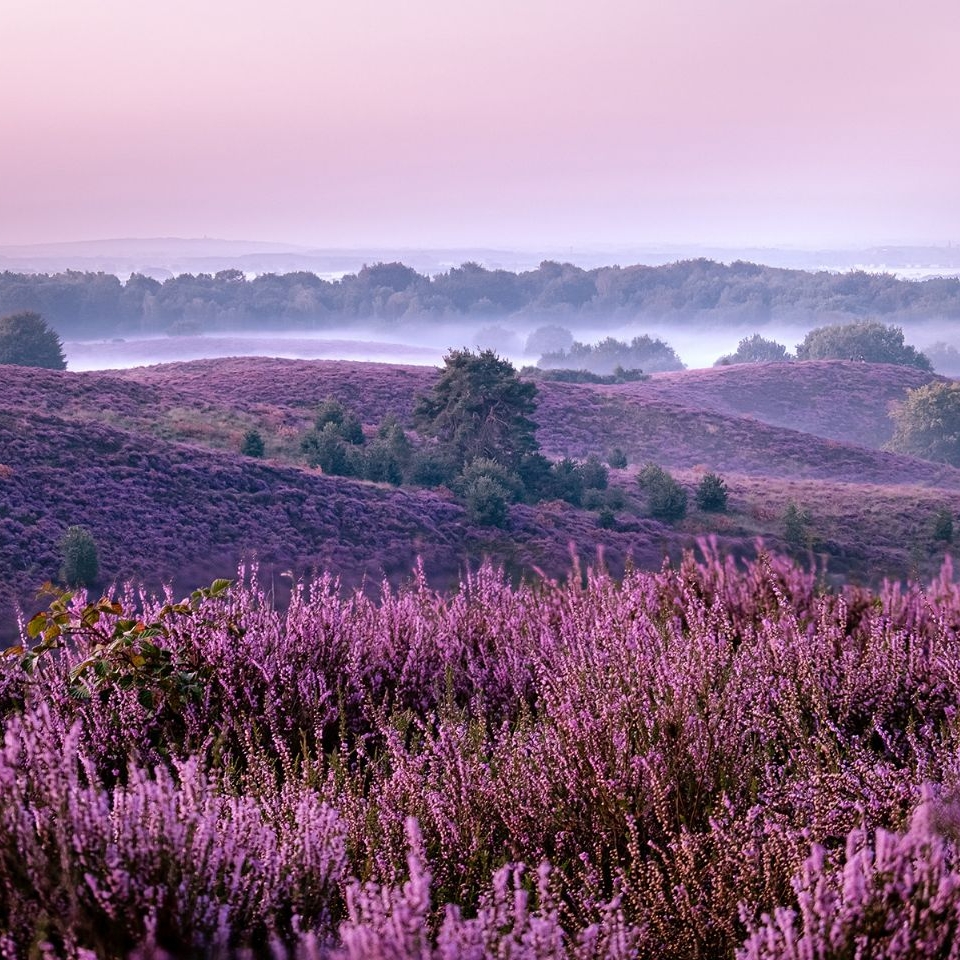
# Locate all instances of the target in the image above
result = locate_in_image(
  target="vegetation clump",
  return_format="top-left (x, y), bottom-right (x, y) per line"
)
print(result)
top-left (695, 472), bottom-right (729, 512)
top-left (933, 507), bottom-right (954, 543)
top-left (539, 335), bottom-right (685, 375)
top-left (59, 525), bottom-right (99, 588)
top-left (783, 501), bottom-right (813, 547)
top-left (715, 333), bottom-right (792, 366)
top-left (239, 428), bottom-right (265, 458)
top-left (637, 464), bottom-right (688, 520)
top-left (796, 320), bottom-right (931, 369)
top-left (888, 380), bottom-right (960, 465)
top-left (0, 311), bottom-right (67, 369)
top-left (607, 447), bottom-right (628, 469)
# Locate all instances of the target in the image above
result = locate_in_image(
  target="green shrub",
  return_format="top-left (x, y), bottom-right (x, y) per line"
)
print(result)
top-left (0, 311), bottom-right (67, 369)
top-left (313, 397), bottom-right (365, 444)
top-left (406, 448), bottom-right (458, 488)
top-left (456, 458), bottom-right (523, 502)
top-left (362, 442), bottom-right (404, 485)
top-left (240, 429), bottom-right (265, 458)
top-left (933, 508), bottom-right (954, 543)
top-left (783, 502), bottom-right (813, 547)
top-left (608, 448), bottom-right (628, 469)
top-left (695, 473), bottom-right (729, 512)
top-left (463, 476), bottom-right (510, 527)
top-left (638, 464), bottom-right (688, 521)
top-left (549, 458), bottom-right (584, 506)
top-left (59, 525), bottom-right (100, 588)
top-left (578, 454), bottom-right (609, 491)
top-left (596, 507), bottom-right (617, 529)
top-left (301, 423), bottom-right (362, 476)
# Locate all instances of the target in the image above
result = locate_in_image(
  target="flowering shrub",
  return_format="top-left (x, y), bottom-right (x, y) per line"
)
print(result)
top-left (2, 549), bottom-right (960, 956)
top-left (738, 791), bottom-right (960, 959)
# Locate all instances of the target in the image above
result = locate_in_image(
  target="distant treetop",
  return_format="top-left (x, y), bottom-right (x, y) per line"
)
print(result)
top-left (2, 259), bottom-right (959, 339)
top-left (413, 349), bottom-right (539, 471)
top-left (795, 321), bottom-right (931, 370)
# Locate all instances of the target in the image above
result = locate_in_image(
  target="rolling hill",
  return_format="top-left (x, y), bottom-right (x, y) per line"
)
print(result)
top-left (1, 356), bottom-right (956, 639)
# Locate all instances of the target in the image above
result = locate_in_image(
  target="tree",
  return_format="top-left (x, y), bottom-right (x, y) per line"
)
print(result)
top-left (525, 325), bottom-right (574, 357)
top-left (413, 349), bottom-right (540, 471)
top-left (795, 321), bottom-right (931, 370)
top-left (933, 507), bottom-right (954, 543)
top-left (59, 526), bottom-right (99, 588)
top-left (0, 311), bottom-right (67, 369)
top-left (539, 335), bottom-right (685, 375)
top-left (240, 429), bottom-right (265, 458)
top-left (301, 423), bottom-right (361, 476)
top-left (637, 464), bottom-right (687, 521)
top-left (888, 381), bottom-right (960, 465)
top-left (695, 473), bottom-right (729, 512)
top-left (783, 502), bottom-right (813, 547)
top-left (715, 334), bottom-right (792, 366)
top-left (607, 448), bottom-right (628, 469)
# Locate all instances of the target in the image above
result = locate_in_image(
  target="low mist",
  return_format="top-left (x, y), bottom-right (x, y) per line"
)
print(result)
top-left (61, 316), bottom-right (932, 376)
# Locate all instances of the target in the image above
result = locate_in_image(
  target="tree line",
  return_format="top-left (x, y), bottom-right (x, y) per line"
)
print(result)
top-left (3, 258), bottom-right (960, 338)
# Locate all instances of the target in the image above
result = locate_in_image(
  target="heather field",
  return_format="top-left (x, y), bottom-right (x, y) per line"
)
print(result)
top-left (3, 550), bottom-right (960, 957)
top-left (3, 356), bottom-right (960, 956)
top-left (2, 356), bottom-right (959, 639)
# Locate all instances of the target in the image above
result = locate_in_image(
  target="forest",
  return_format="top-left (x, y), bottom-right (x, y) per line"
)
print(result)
top-left (3, 258), bottom-right (960, 339)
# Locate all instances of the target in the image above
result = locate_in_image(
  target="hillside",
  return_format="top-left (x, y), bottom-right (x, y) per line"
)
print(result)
top-left (1, 357), bottom-right (957, 636)
top-left (604, 360), bottom-right (940, 448)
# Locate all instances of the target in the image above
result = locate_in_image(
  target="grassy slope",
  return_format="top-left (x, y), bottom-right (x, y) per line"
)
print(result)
top-left (1, 357), bottom-right (955, 634)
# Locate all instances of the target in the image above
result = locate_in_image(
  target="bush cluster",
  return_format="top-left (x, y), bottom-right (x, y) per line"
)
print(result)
top-left (299, 353), bottom-right (621, 527)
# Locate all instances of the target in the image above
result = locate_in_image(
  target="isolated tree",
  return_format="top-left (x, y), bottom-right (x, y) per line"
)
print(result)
top-left (240, 429), bottom-right (265, 458)
top-left (413, 349), bottom-right (539, 471)
top-left (637, 464), bottom-right (688, 521)
top-left (782, 502), bottom-right (813, 547)
top-left (715, 334), bottom-right (792, 366)
top-left (888, 381), bottom-right (960, 465)
top-left (0, 311), bottom-right (66, 369)
top-left (796, 321), bottom-right (931, 370)
top-left (607, 447), bottom-right (628, 469)
top-left (59, 526), bottom-right (99, 588)
top-left (695, 472), bottom-right (729, 512)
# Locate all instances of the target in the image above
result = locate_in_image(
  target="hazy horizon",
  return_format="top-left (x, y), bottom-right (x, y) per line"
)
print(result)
top-left (2, 0), bottom-right (957, 251)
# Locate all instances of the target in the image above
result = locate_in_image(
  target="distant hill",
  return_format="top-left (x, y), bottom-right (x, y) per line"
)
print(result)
top-left (1, 357), bottom-right (958, 640)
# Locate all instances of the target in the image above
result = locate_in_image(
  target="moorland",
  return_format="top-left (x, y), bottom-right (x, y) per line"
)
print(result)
top-left (2, 352), bottom-right (958, 642)
top-left (5, 336), bottom-right (960, 956)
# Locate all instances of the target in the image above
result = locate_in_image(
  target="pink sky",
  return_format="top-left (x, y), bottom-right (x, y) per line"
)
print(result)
top-left (0, 0), bottom-right (957, 248)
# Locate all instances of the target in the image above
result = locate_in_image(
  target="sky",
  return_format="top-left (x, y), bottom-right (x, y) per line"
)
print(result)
top-left (0, 0), bottom-right (958, 250)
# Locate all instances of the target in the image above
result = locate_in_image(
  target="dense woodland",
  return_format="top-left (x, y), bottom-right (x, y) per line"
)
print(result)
top-left (3, 259), bottom-right (960, 338)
